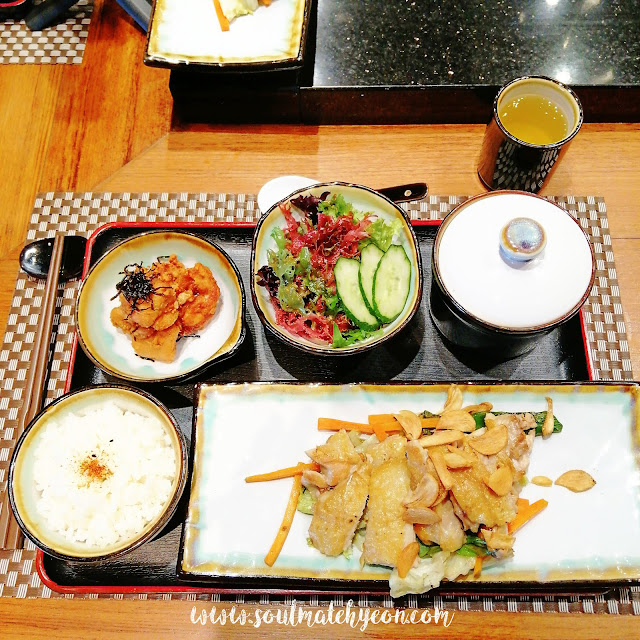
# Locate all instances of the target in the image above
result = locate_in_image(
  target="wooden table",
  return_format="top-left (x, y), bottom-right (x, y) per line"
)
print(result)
top-left (1, 2), bottom-right (639, 638)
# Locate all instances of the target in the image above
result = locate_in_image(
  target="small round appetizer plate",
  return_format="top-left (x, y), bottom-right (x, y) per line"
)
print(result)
top-left (9, 385), bottom-right (188, 562)
top-left (251, 182), bottom-right (423, 355)
top-left (76, 230), bottom-right (245, 383)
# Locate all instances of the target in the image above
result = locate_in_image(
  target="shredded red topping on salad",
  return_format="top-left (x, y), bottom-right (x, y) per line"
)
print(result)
top-left (272, 307), bottom-right (350, 344)
top-left (280, 201), bottom-right (372, 291)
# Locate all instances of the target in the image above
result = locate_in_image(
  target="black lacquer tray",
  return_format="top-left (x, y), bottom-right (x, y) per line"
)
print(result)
top-left (38, 221), bottom-right (591, 594)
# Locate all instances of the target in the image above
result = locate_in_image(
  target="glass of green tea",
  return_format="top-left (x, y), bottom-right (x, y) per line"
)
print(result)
top-left (477, 76), bottom-right (583, 193)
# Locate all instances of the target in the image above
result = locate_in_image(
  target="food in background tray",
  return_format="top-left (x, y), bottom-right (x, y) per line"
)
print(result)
top-left (213, 0), bottom-right (271, 31)
top-left (247, 385), bottom-right (562, 596)
top-left (110, 254), bottom-right (220, 362)
top-left (256, 192), bottom-right (412, 348)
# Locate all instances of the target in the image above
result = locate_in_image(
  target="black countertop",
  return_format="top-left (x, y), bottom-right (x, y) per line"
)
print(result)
top-left (313, 0), bottom-right (638, 87)
top-left (170, 0), bottom-right (640, 124)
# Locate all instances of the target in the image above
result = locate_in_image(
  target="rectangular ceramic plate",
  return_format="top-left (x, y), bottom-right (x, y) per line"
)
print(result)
top-left (38, 222), bottom-right (592, 594)
top-left (179, 382), bottom-right (640, 593)
top-left (145, 0), bottom-right (311, 70)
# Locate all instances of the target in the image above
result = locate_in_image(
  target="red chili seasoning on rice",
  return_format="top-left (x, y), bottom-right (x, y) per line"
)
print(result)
top-left (79, 454), bottom-right (112, 485)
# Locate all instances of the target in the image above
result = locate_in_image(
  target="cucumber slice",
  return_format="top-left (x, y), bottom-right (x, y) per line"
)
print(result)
top-left (334, 257), bottom-right (380, 330)
top-left (372, 244), bottom-right (412, 323)
top-left (358, 243), bottom-right (385, 316)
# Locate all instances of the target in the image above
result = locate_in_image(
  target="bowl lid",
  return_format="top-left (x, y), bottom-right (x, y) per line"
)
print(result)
top-left (434, 192), bottom-right (595, 331)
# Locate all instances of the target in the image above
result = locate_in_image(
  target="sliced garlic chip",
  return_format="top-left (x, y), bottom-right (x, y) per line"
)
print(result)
top-left (394, 410), bottom-right (423, 440)
top-left (442, 384), bottom-right (463, 413)
top-left (468, 424), bottom-right (508, 456)
top-left (437, 410), bottom-right (476, 433)
top-left (555, 470), bottom-right (596, 493)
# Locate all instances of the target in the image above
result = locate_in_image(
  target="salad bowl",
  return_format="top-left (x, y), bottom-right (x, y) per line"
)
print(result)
top-left (250, 182), bottom-right (423, 355)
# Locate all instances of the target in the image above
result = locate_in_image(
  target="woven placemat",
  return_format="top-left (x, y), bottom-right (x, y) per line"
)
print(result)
top-left (0, 0), bottom-right (92, 65)
top-left (0, 192), bottom-right (637, 615)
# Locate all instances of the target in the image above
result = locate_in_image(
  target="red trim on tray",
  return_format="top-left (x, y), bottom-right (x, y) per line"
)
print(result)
top-left (579, 308), bottom-right (595, 381)
top-left (36, 549), bottom-right (388, 596)
top-left (0, 1), bottom-right (28, 7)
top-left (36, 549), bottom-right (204, 594)
top-left (64, 337), bottom-right (79, 394)
top-left (410, 219), bottom-right (442, 226)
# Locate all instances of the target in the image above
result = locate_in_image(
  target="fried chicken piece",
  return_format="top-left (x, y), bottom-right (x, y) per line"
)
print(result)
top-left (361, 457), bottom-right (413, 568)
top-left (305, 430), bottom-right (363, 488)
top-left (447, 413), bottom-right (535, 528)
top-left (308, 461), bottom-right (371, 556)
top-left (111, 287), bottom-right (179, 332)
top-left (448, 455), bottom-right (518, 528)
top-left (129, 323), bottom-right (181, 362)
top-left (413, 499), bottom-right (466, 552)
top-left (367, 434), bottom-right (406, 467)
top-left (179, 262), bottom-right (221, 335)
top-left (110, 255), bottom-right (220, 362)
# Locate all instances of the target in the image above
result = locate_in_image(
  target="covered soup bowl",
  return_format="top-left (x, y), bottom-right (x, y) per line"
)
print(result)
top-left (429, 191), bottom-right (595, 358)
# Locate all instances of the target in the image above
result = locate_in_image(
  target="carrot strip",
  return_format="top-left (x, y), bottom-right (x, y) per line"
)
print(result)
top-left (368, 414), bottom-right (439, 430)
top-left (368, 413), bottom-right (395, 424)
top-left (380, 424), bottom-right (404, 432)
top-left (516, 498), bottom-right (530, 510)
top-left (372, 421), bottom-right (404, 432)
top-left (245, 462), bottom-right (319, 483)
top-left (473, 555), bottom-right (484, 578)
top-left (396, 541), bottom-right (420, 579)
top-left (372, 422), bottom-right (388, 442)
top-left (369, 420), bottom-right (402, 430)
top-left (508, 498), bottom-right (548, 534)
top-left (318, 418), bottom-right (375, 433)
top-left (264, 474), bottom-right (302, 566)
top-left (212, 0), bottom-right (230, 31)
top-left (319, 416), bottom-right (437, 435)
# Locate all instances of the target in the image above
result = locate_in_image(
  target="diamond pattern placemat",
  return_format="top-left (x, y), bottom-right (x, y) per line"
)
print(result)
top-left (0, 0), bottom-right (92, 65)
top-left (0, 192), bottom-right (636, 615)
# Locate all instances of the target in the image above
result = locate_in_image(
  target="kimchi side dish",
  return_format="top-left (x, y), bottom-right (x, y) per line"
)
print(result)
top-left (110, 255), bottom-right (220, 362)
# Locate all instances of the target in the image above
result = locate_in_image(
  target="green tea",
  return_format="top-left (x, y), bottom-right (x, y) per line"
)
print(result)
top-left (499, 94), bottom-right (569, 145)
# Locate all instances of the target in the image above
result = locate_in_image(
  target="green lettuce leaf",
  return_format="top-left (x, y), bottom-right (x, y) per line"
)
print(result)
top-left (366, 218), bottom-right (402, 252)
top-left (297, 487), bottom-right (316, 515)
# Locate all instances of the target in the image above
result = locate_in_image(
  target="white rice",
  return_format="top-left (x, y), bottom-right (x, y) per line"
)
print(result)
top-left (33, 403), bottom-right (177, 550)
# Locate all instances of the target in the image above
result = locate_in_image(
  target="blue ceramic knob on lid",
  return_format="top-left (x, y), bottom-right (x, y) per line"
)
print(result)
top-left (500, 217), bottom-right (546, 262)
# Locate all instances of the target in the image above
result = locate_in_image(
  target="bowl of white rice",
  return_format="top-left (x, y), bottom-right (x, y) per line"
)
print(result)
top-left (9, 385), bottom-right (188, 561)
